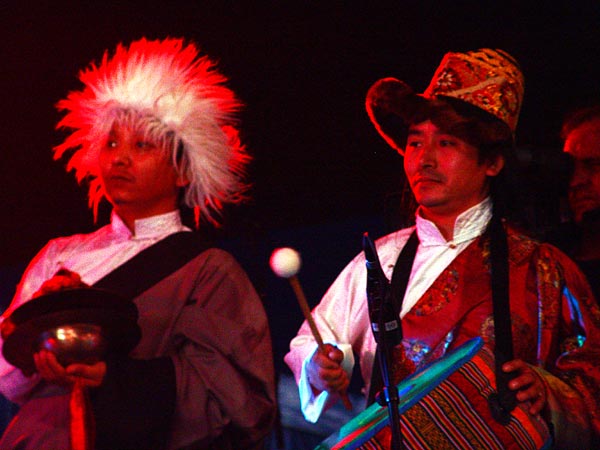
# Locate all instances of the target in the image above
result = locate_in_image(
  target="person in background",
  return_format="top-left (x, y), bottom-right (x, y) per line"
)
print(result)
top-left (0, 37), bottom-right (276, 450)
top-left (560, 104), bottom-right (600, 303)
top-left (285, 48), bottom-right (600, 448)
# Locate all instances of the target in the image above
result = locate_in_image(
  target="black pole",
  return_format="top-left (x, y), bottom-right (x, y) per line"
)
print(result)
top-left (363, 232), bottom-right (403, 449)
top-left (376, 318), bottom-right (403, 450)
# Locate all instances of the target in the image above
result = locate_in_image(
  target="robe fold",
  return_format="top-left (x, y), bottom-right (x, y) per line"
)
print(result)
top-left (0, 247), bottom-right (277, 450)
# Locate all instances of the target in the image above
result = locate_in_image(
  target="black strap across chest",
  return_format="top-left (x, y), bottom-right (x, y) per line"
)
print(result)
top-left (367, 224), bottom-right (516, 422)
top-left (389, 232), bottom-right (420, 316)
top-left (93, 231), bottom-right (212, 299)
top-left (367, 230), bottom-right (418, 404)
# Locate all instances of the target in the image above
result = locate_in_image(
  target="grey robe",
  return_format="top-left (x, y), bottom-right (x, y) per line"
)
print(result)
top-left (0, 248), bottom-right (276, 450)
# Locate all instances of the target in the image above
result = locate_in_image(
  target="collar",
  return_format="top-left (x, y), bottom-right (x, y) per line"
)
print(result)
top-left (110, 210), bottom-right (188, 240)
top-left (416, 197), bottom-right (492, 247)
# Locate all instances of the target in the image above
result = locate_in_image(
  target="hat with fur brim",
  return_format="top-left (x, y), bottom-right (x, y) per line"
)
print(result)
top-left (366, 48), bottom-right (525, 155)
top-left (1, 287), bottom-right (141, 375)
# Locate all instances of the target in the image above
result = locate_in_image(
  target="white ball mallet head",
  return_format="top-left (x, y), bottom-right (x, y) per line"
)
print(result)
top-left (269, 247), bottom-right (302, 278)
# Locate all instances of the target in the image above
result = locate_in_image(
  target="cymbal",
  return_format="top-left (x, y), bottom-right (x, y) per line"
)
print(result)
top-left (2, 287), bottom-right (141, 374)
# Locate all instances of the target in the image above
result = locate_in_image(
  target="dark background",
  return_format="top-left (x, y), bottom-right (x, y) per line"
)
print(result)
top-left (0, 1), bottom-right (599, 442)
top-left (1, 1), bottom-right (600, 371)
top-left (2, 1), bottom-right (600, 267)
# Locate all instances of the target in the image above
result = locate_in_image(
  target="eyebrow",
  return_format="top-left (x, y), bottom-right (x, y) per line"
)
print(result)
top-left (407, 128), bottom-right (425, 137)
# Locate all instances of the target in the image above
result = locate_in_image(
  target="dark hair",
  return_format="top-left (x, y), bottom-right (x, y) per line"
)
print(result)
top-left (406, 96), bottom-right (515, 163)
top-left (560, 104), bottom-right (600, 140)
top-left (393, 97), bottom-right (525, 228)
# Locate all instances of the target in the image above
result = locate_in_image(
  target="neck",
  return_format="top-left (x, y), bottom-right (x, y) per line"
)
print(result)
top-left (114, 205), bottom-right (178, 233)
top-left (418, 196), bottom-right (491, 241)
top-left (419, 209), bottom-right (457, 241)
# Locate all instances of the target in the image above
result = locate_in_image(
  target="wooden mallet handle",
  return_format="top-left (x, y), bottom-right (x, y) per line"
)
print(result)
top-left (288, 275), bottom-right (352, 410)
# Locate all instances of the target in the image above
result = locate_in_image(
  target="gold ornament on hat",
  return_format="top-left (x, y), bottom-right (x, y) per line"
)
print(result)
top-left (424, 48), bottom-right (524, 133)
top-left (366, 48), bottom-right (525, 155)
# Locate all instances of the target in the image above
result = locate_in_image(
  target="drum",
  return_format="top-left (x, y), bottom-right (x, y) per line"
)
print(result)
top-left (316, 337), bottom-right (552, 450)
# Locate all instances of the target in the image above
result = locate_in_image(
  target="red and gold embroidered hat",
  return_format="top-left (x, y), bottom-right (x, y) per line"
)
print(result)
top-left (366, 48), bottom-right (525, 155)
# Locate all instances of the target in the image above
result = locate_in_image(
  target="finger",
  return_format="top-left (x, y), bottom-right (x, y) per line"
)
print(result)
top-left (529, 390), bottom-right (546, 415)
top-left (35, 351), bottom-right (54, 377)
top-left (66, 362), bottom-right (105, 381)
top-left (317, 364), bottom-right (350, 390)
top-left (515, 383), bottom-right (538, 402)
top-left (313, 351), bottom-right (343, 370)
top-left (326, 348), bottom-right (345, 364)
top-left (327, 379), bottom-right (349, 394)
top-left (509, 373), bottom-right (535, 391)
top-left (319, 369), bottom-right (348, 390)
top-left (502, 359), bottom-right (527, 374)
top-left (326, 376), bottom-right (349, 392)
top-left (529, 396), bottom-right (543, 415)
top-left (42, 351), bottom-right (66, 377)
top-left (65, 364), bottom-right (92, 378)
top-left (35, 351), bottom-right (63, 382)
top-left (317, 344), bottom-right (344, 364)
top-left (33, 353), bottom-right (45, 376)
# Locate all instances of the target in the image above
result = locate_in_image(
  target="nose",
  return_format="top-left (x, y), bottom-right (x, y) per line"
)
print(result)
top-left (417, 142), bottom-right (437, 168)
top-left (110, 143), bottom-right (133, 166)
top-left (570, 161), bottom-right (590, 188)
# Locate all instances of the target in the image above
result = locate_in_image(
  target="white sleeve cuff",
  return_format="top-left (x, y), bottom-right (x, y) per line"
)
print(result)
top-left (297, 342), bottom-right (354, 423)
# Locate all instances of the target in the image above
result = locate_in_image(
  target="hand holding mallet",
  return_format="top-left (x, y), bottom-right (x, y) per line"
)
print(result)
top-left (270, 247), bottom-right (352, 410)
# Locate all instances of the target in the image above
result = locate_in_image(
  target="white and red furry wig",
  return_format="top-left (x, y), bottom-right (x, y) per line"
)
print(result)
top-left (54, 37), bottom-right (249, 226)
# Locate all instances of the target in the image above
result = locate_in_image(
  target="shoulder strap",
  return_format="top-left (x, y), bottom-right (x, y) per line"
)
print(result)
top-left (487, 216), bottom-right (517, 423)
top-left (93, 231), bottom-right (212, 299)
top-left (368, 225), bottom-right (516, 421)
top-left (390, 231), bottom-right (419, 315)
top-left (368, 230), bottom-right (418, 404)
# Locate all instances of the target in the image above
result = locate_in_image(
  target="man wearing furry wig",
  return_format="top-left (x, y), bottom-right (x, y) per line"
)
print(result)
top-left (0, 38), bottom-right (276, 449)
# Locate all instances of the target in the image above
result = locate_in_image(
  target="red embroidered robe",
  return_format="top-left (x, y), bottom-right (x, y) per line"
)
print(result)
top-left (366, 227), bottom-right (600, 448)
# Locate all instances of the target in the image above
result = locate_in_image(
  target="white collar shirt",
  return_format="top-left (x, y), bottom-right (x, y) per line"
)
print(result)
top-left (0, 210), bottom-right (190, 403)
top-left (9, 210), bottom-right (190, 311)
top-left (401, 197), bottom-right (493, 317)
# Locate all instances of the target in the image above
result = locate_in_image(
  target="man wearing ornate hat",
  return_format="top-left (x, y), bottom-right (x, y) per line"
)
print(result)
top-left (285, 48), bottom-right (600, 448)
top-left (0, 38), bottom-right (276, 449)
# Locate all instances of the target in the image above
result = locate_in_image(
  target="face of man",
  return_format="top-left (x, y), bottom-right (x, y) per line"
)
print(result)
top-left (563, 118), bottom-right (600, 224)
top-left (404, 120), bottom-right (503, 224)
top-left (99, 122), bottom-right (185, 221)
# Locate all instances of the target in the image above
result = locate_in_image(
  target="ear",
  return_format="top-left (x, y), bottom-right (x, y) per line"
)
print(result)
top-left (176, 172), bottom-right (190, 188)
top-left (485, 154), bottom-right (505, 176)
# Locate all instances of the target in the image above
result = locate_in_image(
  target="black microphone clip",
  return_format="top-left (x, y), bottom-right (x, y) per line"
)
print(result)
top-left (363, 233), bottom-right (402, 346)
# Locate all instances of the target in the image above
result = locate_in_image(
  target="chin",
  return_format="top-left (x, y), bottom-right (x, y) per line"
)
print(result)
top-left (415, 195), bottom-right (445, 208)
top-left (108, 197), bottom-right (137, 209)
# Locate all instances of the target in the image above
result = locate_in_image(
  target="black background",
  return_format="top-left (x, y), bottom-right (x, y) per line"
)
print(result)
top-left (2, 1), bottom-right (599, 268)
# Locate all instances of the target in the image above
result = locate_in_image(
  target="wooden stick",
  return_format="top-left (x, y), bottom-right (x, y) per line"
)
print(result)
top-left (288, 275), bottom-right (352, 410)
top-left (288, 276), bottom-right (325, 349)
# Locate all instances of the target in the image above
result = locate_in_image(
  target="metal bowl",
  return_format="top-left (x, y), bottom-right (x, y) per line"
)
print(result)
top-left (36, 323), bottom-right (107, 367)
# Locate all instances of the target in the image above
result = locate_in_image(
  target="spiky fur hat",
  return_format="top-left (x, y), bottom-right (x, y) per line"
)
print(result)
top-left (54, 37), bottom-right (249, 226)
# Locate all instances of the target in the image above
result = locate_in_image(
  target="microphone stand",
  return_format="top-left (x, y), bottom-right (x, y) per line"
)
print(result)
top-left (376, 302), bottom-right (403, 450)
top-left (364, 233), bottom-right (403, 450)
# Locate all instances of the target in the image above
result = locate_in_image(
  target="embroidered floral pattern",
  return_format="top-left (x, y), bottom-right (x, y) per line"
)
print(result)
top-left (433, 68), bottom-right (461, 91)
top-left (365, 227), bottom-right (600, 445)
top-left (424, 49), bottom-right (525, 132)
top-left (413, 269), bottom-right (459, 316)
